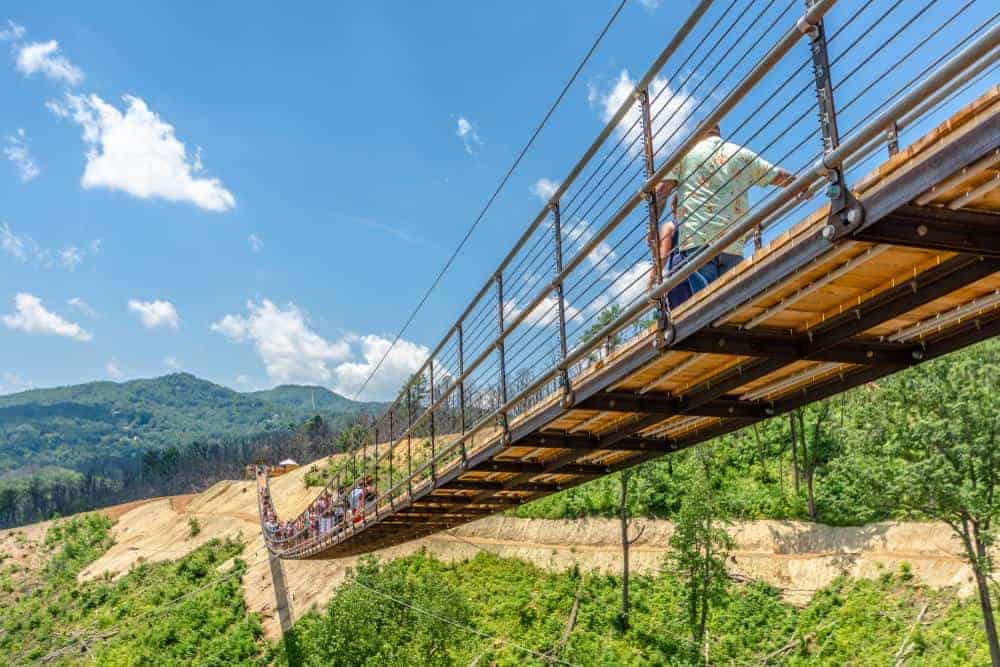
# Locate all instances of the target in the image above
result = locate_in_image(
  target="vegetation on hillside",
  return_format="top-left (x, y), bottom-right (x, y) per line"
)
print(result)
top-left (0, 373), bottom-right (381, 527)
top-left (271, 549), bottom-right (998, 666)
top-left (0, 514), bottom-right (265, 665)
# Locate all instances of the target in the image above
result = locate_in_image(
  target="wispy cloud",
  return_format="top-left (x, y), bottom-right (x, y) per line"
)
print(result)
top-left (2, 22), bottom-right (83, 86)
top-left (4, 129), bottom-right (40, 182)
top-left (248, 233), bottom-right (263, 252)
top-left (0, 371), bottom-right (33, 396)
top-left (352, 216), bottom-right (439, 251)
top-left (456, 116), bottom-right (482, 155)
top-left (66, 296), bottom-right (96, 317)
top-left (106, 358), bottom-right (123, 380)
top-left (0, 221), bottom-right (99, 270)
top-left (530, 177), bottom-right (559, 202)
top-left (16, 40), bottom-right (83, 85)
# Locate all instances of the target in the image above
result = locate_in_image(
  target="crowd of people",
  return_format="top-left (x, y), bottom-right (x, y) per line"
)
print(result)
top-left (257, 465), bottom-right (378, 549)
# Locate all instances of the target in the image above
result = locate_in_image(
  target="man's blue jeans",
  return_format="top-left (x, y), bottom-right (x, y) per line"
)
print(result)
top-left (665, 245), bottom-right (742, 310)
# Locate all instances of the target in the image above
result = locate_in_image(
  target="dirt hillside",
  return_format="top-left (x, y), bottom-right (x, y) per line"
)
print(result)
top-left (1, 456), bottom-right (988, 641)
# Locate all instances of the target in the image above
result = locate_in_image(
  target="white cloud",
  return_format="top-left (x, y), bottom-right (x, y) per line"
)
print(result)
top-left (638, 0), bottom-right (662, 9)
top-left (15, 39), bottom-right (83, 86)
top-left (51, 93), bottom-right (235, 212)
top-left (248, 233), bottom-right (263, 252)
top-left (0, 372), bottom-right (33, 395)
top-left (4, 129), bottom-right (39, 182)
top-left (106, 358), bottom-right (123, 380)
top-left (590, 68), bottom-right (697, 158)
top-left (2, 292), bottom-right (91, 341)
top-left (332, 334), bottom-right (428, 400)
top-left (128, 298), bottom-right (180, 330)
top-left (456, 116), bottom-right (482, 155)
top-left (164, 356), bottom-right (181, 370)
top-left (66, 296), bottom-right (96, 317)
top-left (211, 299), bottom-right (352, 385)
top-left (211, 299), bottom-right (428, 399)
top-left (530, 177), bottom-right (559, 202)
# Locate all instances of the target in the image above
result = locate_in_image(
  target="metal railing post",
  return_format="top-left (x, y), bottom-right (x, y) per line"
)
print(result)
top-left (388, 410), bottom-right (394, 507)
top-left (885, 121), bottom-right (900, 156)
top-left (804, 0), bottom-right (864, 238)
top-left (373, 422), bottom-right (379, 517)
top-left (551, 202), bottom-right (572, 407)
top-left (637, 87), bottom-right (672, 345)
top-left (406, 385), bottom-right (413, 497)
top-left (457, 323), bottom-right (467, 463)
top-left (495, 272), bottom-right (510, 441)
top-left (429, 361), bottom-right (436, 482)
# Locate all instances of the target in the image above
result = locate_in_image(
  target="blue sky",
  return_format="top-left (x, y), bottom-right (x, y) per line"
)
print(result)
top-left (0, 1), bottom-right (994, 399)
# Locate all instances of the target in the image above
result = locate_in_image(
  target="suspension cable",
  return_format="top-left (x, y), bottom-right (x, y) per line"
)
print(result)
top-left (349, 0), bottom-right (629, 401)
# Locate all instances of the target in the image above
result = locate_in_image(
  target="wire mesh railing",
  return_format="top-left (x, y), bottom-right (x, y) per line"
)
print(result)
top-left (259, 0), bottom-right (1000, 558)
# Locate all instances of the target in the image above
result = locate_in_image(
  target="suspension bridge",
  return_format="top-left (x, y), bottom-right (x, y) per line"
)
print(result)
top-left (258, 0), bottom-right (1000, 560)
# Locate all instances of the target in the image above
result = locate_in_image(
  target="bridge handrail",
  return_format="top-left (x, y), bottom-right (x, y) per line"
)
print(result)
top-left (258, 1), bottom-right (1000, 558)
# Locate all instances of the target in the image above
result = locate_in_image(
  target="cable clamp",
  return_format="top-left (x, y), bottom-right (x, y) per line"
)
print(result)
top-left (796, 15), bottom-right (820, 39)
top-left (652, 296), bottom-right (675, 351)
top-left (558, 369), bottom-right (574, 408)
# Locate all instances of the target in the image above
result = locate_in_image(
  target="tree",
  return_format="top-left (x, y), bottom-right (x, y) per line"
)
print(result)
top-left (580, 304), bottom-right (624, 362)
top-left (666, 459), bottom-right (733, 653)
top-left (788, 403), bottom-right (834, 521)
top-left (616, 469), bottom-right (645, 631)
top-left (846, 339), bottom-right (999, 664)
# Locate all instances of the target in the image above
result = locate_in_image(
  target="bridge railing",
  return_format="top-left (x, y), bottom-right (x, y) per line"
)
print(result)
top-left (261, 0), bottom-right (1000, 558)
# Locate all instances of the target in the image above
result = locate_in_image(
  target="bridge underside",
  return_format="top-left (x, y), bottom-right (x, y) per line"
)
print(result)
top-left (291, 90), bottom-right (1000, 560)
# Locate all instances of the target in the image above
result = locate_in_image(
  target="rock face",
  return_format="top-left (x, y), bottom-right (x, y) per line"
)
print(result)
top-left (0, 454), bottom-right (985, 641)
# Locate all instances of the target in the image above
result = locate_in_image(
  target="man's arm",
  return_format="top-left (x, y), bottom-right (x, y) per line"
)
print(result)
top-left (655, 179), bottom-right (677, 214)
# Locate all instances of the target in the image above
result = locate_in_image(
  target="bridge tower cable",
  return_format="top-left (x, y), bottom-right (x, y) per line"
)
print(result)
top-left (348, 0), bottom-right (629, 402)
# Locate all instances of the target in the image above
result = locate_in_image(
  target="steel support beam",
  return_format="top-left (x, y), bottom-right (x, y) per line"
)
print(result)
top-left (517, 432), bottom-right (677, 453)
top-left (580, 392), bottom-right (767, 419)
top-left (854, 205), bottom-right (1000, 258)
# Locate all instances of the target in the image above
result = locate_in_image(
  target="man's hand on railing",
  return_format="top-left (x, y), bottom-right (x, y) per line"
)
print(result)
top-left (771, 168), bottom-right (794, 187)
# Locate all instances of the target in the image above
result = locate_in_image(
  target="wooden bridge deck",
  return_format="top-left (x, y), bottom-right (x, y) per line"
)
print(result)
top-left (269, 88), bottom-right (1000, 560)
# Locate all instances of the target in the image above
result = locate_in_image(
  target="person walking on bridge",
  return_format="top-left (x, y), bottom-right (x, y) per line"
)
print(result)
top-left (654, 124), bottom-right (793, 308)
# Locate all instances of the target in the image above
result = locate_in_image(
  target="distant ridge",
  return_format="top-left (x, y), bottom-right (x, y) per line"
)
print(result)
top-left (0, 372), bottom-right (382, 476)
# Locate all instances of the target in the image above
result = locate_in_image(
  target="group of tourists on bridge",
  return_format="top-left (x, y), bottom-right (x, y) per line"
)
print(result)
top-left (257, 465), bottom-right (378, 549)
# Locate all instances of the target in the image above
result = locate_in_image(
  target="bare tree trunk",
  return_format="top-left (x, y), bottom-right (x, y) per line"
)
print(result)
top-left (789, 412), bottom-right (801, 496)
top-left (752, 423), bottom-right (768, 480)
top-left (972, 524), bottom-right (1000, 666)
top-left (619, 471), bottom-right (630, 630)
top-left (973, 565), bottom-right (1000, 666)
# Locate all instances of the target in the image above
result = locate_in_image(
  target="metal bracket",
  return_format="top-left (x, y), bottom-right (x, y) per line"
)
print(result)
top-left (558, 368), bottom-right (574, 408)
top-left (652, 296), bottom-right (675, 350)
top-left (805, 7), bottom-right (865, 240)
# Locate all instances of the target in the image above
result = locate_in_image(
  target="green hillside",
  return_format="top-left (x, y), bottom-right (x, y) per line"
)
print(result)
top-left (0, 373), bottom-right (381, 527)
top-left (0, 373), bottom-right (378, 475)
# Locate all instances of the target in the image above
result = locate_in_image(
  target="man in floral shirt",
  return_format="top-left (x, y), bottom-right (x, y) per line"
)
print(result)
top-left (654, 124), bottom-right (792, 308)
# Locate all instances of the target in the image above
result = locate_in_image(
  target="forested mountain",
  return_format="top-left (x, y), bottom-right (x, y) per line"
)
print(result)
top-left (0, 373), bottom-right (382, 527)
